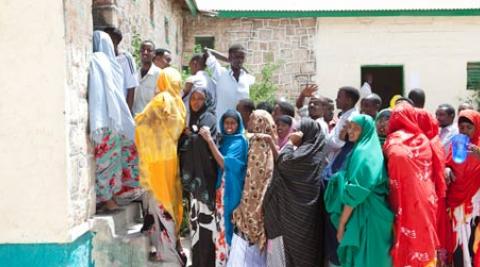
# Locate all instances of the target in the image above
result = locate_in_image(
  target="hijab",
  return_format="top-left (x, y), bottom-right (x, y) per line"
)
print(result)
top-left (276, 115), bottom-right (293, 149)
top-left (179, 88), bottom-right (218, 209)
top-left (134, 68), bottom-right (186, 234)
top-left (264, 118), bottom-right (327, 266)
top-left (375, 108), bottom-right (391, 146)
top-left (218, 110), bottom-right (249, 245)
top-left (233, 110), bottom-right (277, 249)
top-left (325, 115), bottom-right (388, 221)
top-left (88, 31), bottom-right (135, 141)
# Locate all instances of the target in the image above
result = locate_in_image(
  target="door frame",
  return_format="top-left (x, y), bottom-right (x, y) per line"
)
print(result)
top-left (360, 64), bottom-right (405, 96)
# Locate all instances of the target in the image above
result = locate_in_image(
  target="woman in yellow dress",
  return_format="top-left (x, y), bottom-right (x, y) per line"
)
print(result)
top-left (135, 69), bottom-right (186, 264)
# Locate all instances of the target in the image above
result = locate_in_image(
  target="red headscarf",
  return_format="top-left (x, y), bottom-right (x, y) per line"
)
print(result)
top-left (385, 104), bottom-right (439, 267)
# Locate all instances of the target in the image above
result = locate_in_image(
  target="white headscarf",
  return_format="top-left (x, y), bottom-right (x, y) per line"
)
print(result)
top-left (88, 31), bottom-right (135, 141)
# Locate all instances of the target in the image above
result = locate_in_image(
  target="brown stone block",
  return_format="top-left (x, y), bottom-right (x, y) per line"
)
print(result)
top-left (269, 42), bottom-right (279, 50)
top-left (92, 5), bottom-right (118, 28)
top-left (259, 29), bottom-right (273, 39)
top-left (93, 0), bottom-right (115, 7)
top-left (273, 29), bottom-right (286, 40)
top-left (280, 49), bottom-right (293, 59)
top-left (300, 62), bottom-right (316, 73)
top-left (263, 52), bottom-right (274, 62)
top-left (268, 19), bottom-right (281, 27)
top-left (260, 42), bottom-right (268, 51)
top-left (301, 18), bottom-right (316, 27)
top-left (296, 28), bottom-right (307, 35)
top-left (286, 26), bottom-right (295, 36)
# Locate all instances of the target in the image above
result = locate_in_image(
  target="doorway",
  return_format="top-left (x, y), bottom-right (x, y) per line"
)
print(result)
top-left (361, 65), bottom-right (404, 109)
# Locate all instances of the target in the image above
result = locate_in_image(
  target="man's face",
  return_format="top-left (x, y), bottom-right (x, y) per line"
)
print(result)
top-left (189, 59), bottom-right (200, 74)
top-left (236, 103), bottom-right (252, 129)
top-left (153, 52), bottom-right (171, 69)
top-left (323, 102), bottom-right (335, 122)
top-left (107, 34), bottom-right (121, 53)
top-left (360, 99), bottom-right (378, 118)
top-left (229, 50), bottom-right (246, 70)
top-left (140, 43), bottom-right (155, 64)
top-left (436, 108), bottom-right (454, 128)
top-left (336, 90), bottom-right (348, 111)
top-left (308, 98), bottom-right (324, 120)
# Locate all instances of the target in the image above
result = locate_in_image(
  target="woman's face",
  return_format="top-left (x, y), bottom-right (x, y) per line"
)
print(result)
top-left (459, 121), bottom-right (475, 139)
top-left (276, 121), bottom-right (290, 138)
top-left (190, 91), bottom-right (205, 112)
top-left (347, 121), bottom-right (362, 142)
top-left (376, 117), bottom-right (390, 137)
top-left (223, 117), bottom-right (239, 135)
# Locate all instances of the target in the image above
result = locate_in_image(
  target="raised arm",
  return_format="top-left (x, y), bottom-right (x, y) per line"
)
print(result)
top-left (204, 48), bottom-right (227, 82)
top-left (199, 126), bottom-right (224, 169)
top-left (296, 84), bottom-right (318, 109)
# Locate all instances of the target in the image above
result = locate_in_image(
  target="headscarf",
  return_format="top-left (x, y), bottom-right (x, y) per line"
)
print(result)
top-left (218, 110), bottom-right (249, 245)
top-left (179, 88), bottom-right (218, 209)
top-left (161, 66), bottom-right (183, 95)
top-left (88, 31), bottom-right (135, 142)
top-left (416, 109), bottom-right (449, 256)
top-left (134, 69), bottom-right (186, 234)
top-left (233, 110), bottom-right (277, 250)
top-left (188, 88), bottom-right (215, 127)
top-left (276, 115), bottom-right (294, 149)
top-left (324, 114), bottom-right (393, 267)
top-left (264, 118), bottom-right (327, 266)
top-left (375, 108), bottom-right (391, 146)
top-left (384, 104), bottom-right (439, 267)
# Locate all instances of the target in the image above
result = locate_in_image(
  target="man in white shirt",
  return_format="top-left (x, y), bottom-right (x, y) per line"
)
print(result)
top-left (183, 54), bottom-right (216, 115)
top-left (103, 27), bottom-right (139, 111)
top-left (436, 104), bottom-right (459, 152)
top-left (359, 73), bottom-right (373, 100)
top-left (132, 40), bottom-right (161, 115)
top-left (205, 44), bottom-right (255, 118)
top-left (326, 86), bottom-right (360, 159)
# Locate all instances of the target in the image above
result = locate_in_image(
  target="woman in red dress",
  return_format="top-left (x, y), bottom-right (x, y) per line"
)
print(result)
top-left (445, 110), bottom-right (480, 267)
top-left (384, 104), bottom-right (439, 267)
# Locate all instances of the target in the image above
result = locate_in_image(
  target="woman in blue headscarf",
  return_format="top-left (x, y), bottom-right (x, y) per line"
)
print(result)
top-left (199, 109), bottom-right (248, 266)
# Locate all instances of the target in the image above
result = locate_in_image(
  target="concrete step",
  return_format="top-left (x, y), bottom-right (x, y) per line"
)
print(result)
top-left (92, 202), bottom-right (142, 236)
top-left (90, 202), bottom-right (193, 267)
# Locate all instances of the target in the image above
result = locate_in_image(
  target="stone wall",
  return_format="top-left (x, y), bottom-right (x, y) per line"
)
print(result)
top-left (93, 0), bottom-right (186, 68)
top-left (183, 16), bottom-right (317, 101)
top-left (63, 0), bottom-right (96, 238)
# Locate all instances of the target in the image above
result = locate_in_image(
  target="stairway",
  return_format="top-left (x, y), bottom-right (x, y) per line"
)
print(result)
top-left (89, 203), bottom-right (192, 267)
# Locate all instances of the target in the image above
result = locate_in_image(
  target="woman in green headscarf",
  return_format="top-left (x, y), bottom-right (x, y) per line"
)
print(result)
top-left (375, 108), bottom-right (391, 147)
top-left (324, 114), bottom-right (393, 267)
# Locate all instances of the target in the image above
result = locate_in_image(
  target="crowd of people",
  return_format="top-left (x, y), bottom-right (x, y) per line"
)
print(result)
top-left (88, 27), bottom-right (480, 267)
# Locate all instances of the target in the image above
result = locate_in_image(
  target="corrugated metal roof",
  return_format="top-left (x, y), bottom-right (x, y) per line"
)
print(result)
top-left (195, 0), bottom-right (480, 12)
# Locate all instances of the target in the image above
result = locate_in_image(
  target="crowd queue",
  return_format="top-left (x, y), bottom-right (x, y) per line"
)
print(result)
top-left (88, 28), bottom-right (480, 267)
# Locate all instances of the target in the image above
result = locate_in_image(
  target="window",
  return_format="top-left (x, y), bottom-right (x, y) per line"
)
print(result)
top-left (467, 62), bottom-right (480, 90)
top-left (195, 36), bottom-right (215, 51)
top-left (164, 17), bottom-right (169, 44)
top-left (149, 0), bottom-right (155, 27)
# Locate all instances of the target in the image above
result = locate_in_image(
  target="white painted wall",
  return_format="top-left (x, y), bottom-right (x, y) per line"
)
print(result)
top-left (0, 0), bottom-right (71, 243)
top-left (314, 16), bottom-right (480, 111)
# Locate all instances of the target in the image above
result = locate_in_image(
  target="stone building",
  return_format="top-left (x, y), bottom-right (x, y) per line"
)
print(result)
top-left (183, 16), bottom-right (317, 100)
top-left (186, 0), bottom-right (480, 110)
